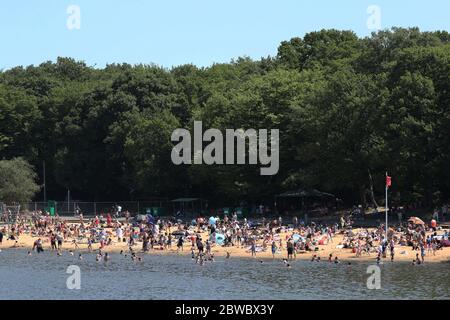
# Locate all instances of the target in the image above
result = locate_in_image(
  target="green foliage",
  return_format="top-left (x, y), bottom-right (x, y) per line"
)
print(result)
top-left (0, 158), bottom-right (40, 204)
top-left (0, 27), bottom-right (449, 206)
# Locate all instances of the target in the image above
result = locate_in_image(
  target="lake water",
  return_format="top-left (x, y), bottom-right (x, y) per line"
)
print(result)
top-left (0, 249), bottom-right (448, 300)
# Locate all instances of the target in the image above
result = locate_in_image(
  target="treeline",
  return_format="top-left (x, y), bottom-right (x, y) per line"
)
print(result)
top-left (1, 27), bottom-right (450, 208)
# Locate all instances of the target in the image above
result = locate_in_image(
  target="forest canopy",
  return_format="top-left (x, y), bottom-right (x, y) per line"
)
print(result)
top-left (1, 27), bottom-right (449, 208)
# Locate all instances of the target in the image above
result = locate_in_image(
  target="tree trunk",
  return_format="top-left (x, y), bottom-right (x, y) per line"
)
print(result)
top-left (368, 170), bottom-right (379, 208)
top-left (360, 185), bottom-right (367, 209)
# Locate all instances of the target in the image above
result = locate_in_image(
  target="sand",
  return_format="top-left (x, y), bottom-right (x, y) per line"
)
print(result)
top-left (1, 225), bottom-right (449, 263)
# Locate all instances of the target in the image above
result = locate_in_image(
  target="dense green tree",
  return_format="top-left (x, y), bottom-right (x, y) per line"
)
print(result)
top-left (0, 27), bottom-right (449, 208)
top-left (0, 158), bottom-right (40, 203)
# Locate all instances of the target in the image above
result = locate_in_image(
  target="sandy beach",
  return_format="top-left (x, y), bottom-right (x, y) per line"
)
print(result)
top-left (2, 224), bottom-right (449, 263)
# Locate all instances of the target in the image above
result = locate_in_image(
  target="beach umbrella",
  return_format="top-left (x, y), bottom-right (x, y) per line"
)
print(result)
top-left (408, 217), bottom-right (425, 225)
top-left (292, 234), bottom-right (302, 243)
top-left (215, 233), bottom-right (225, 245)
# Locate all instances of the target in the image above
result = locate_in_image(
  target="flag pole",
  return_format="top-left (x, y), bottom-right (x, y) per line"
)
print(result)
top-left (385, 172), bottom-right (388, 244)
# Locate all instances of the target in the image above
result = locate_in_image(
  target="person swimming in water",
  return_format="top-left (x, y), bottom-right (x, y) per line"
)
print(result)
top-left (33, 238), bottom-right (44, 253)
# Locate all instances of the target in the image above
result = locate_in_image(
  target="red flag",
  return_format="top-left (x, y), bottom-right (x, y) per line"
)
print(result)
top-left (386, 175), bottom-right (392, 188)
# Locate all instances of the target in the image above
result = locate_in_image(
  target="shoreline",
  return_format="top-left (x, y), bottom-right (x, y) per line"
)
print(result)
top-left (2, 231), bottom-right (449, 264)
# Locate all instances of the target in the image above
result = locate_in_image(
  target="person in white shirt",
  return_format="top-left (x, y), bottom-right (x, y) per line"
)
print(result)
top-left (116, 226), bottom-right (123, 242)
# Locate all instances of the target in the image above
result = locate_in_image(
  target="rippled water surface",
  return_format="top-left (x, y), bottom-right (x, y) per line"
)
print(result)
top-left (0, 249), bottom-right (448, 300)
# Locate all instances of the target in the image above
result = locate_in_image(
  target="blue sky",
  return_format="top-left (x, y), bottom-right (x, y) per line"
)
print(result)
top-left (1, 0), bottom-right (449, 69)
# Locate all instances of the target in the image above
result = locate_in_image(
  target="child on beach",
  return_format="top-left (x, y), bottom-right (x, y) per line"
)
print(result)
top-left (420, 245), bottom-right (425, 263)
top-left (177, 237), bottom-right (184, 253)
top-left (271, 241), bottom-right (277, 259)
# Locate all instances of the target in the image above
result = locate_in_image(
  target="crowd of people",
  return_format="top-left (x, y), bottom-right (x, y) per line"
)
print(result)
top-left (0, 208), bottom-right (448, 266)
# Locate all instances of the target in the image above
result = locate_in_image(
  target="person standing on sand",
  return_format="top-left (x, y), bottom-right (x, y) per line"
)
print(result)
top-left (340, 216), bottom-right (345, 229)
top-left (50, 233), bottom-right (57, 251)
top-left (390, 239), bottom-right (395, 262)
top-left (177, 236), bottom-right (184, 253)
top-left (432, 209), bottom-right (439, 223)
top-left (271, 241), bottom-right (277, 259)
top-left (206, 240), bottom-right (211, 255)
top-left (251, 240), bottom-right (256, 257)
top-left (287, 239), bottom-right (294, 261)
top-left (56, 233), bottom-right (63, 250)
top-left (167, 233), bottom-right (172, 249)
top-left (0, 229), bottom-right (3, 244)
top-left (196, 237), bottom-right (204, 254)
top-left (327, 227), bottom-right (333, 243)
top-left (292, 216), bottom-right (298, 228)
top-left (142, 233), bottom-right (149, 252)
top-left (397, 209), bottom-right (402, 225)
top-left (116, 226), bottom-right (123, 242)
top-left (442, 204), bottom-right (448, 222)
top-left (420, 244), bottom-right (425, 263)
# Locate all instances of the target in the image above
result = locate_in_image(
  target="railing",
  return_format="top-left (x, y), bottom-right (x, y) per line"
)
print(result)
top-left (21, 200), bottom-right (168, 217)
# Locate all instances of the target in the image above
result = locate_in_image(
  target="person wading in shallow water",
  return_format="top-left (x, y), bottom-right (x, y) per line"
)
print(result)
top-left (287, 238), bottom-right (294, 260)
top-left (32, 238), bottom-right (44, 253)
top-left (196, 237), bottom-right (204, 255)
